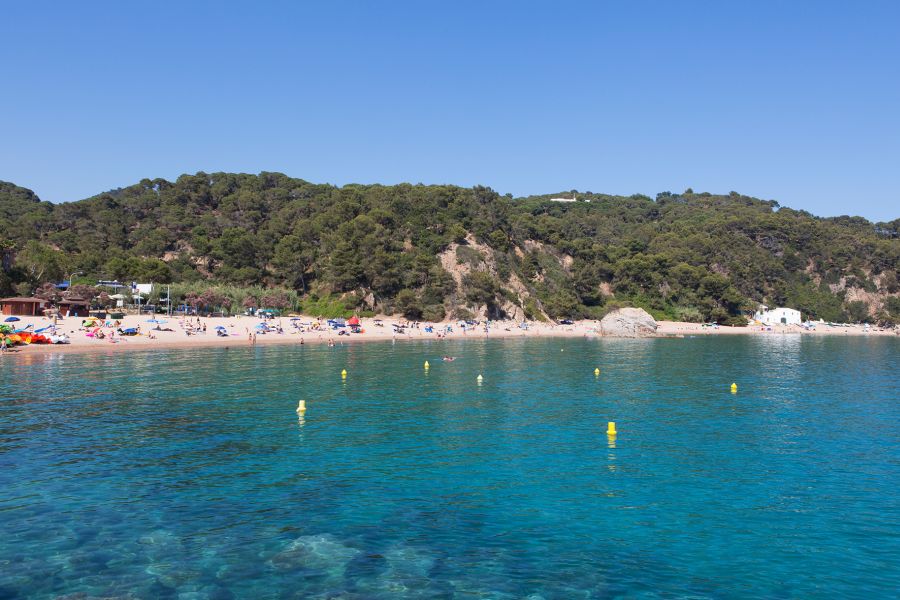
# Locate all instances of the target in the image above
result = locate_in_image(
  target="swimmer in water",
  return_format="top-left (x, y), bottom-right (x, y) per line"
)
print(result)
top-left (442, 356), bottom-right (456, 362)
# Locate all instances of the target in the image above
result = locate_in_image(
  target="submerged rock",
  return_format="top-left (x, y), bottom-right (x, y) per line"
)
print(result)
top-left (269, 533), bottom-right (360, 573)
top-left (599, 308), bottom-right (658, 338)
top-left (383, 544), bottom-right (435, 580)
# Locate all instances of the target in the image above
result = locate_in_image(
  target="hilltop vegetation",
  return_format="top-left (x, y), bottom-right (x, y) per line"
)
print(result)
top-left (0, 174), bottom-right (898, 324)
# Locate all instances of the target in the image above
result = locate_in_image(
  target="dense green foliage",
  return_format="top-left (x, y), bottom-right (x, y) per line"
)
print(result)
top-left (0, 175), bottom-right (897, 323)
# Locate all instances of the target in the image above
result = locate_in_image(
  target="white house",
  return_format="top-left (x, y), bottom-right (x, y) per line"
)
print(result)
top-left (753, 305), bottom-right (802, 326)
top-left (549, 196), bottom-right (577, 202)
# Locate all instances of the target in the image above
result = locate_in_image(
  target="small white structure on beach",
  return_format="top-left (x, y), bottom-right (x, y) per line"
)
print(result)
top-left (754, 305), bottom-right (802, 326)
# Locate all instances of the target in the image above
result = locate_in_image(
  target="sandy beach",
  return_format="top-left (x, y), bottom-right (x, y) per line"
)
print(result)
top-left (1, 313), bottom-right (895, 357)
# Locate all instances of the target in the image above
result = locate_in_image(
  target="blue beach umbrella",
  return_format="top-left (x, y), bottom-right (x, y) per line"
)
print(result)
top-left (214, 325), bottom-right (227, 330)
top-left (4, 316), bottom-right (20, 322)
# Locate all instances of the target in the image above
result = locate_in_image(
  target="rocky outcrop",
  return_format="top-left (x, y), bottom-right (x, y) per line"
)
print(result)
top-left (438, 235), bottom-right (550, 321)
top-left (600, 307), bottom-right (658, 337)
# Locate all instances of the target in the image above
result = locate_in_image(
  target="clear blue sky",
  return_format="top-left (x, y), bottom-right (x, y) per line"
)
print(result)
top-left (1, 1), bottom-right (898, 221)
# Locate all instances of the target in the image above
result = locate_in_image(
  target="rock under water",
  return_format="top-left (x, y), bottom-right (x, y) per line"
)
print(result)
top-left (269, 534), bottom-right (361, 573)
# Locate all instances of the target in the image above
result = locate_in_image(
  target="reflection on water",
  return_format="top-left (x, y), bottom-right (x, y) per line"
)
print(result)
top-left (1, 336), bottom-right (898, 598)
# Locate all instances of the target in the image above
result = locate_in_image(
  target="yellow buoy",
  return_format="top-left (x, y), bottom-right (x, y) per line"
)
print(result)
top-left (594, 367), bottom-right (600, 376)
top-left (296, 400), bottom-right (306, 413)
top-left (730, 382), bottom-right (737, 393)
top-left (424, 360), bottom-right (430, 369)
top-left (341, 369), bottom-right (347, 379)
top-left (606, 421), bottom-right (617, 436)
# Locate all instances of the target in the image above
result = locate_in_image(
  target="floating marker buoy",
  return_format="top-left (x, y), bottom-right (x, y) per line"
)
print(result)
top-left (424, 360), bottom-right (430, 369)
top-left (341, 369), bottom-right (347, 379)
top-left (476, 374), bottom-right (483, 383)
top-left (594, 367), bottom-right (600, 376)
top-left (730, 382), bottom-right (737, 393)
top-left (296, 400), bottom-right (306, 413)
top-left (606, 421), bottom-right (617, 436)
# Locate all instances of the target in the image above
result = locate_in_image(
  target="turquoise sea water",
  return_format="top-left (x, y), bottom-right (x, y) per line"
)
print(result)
top-left (1, 336), bottom-right (898, 599)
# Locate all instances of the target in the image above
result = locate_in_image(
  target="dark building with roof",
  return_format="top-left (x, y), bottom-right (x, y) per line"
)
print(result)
top-left (0, 297), bottom-right (47, 316)
top-left (58, 296), bottom-right (90, 317)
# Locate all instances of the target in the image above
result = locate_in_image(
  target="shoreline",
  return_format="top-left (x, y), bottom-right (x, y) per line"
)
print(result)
top-left (2, 314), bottom-right (895, 358)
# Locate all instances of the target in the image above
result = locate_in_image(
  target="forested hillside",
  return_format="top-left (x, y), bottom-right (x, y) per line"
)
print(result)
top-left (1, 174), bottom-right (898, 324)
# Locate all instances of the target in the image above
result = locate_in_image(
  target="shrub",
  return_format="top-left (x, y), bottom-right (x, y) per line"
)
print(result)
top-left (846, 300), bottom-right (871, 323)
top-left (449, 223), bottom-right (467, 244)
top-left (674, 306), bottom-right (704, 323)
top-left (422, 304), bottom-right (446, 322)
top-left (456, 245), bottom-right (484, 268)
top-left (452, 307), bottom-right (474, 320)
top-left (395, 289), bottom-right (423, 319)
top-left (722, 315), bottom-right (749, 326)
top-left (523, 297), bottom-right (547, 321)
top-left (298, 294), bottom-right (355, 318)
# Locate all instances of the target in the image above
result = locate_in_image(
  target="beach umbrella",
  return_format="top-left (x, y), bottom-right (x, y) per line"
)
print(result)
top-left (109, 293), bottom-right (127, 300)
top-left (4, 316), bottom-right (20, 322)
top-left (347, 316), bottom-right (360, 326)
top-left (214, 325), bottom-right (227, 330)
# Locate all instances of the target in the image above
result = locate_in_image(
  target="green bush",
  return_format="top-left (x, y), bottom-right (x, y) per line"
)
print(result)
top-left (395, 289), bottom-right (423, 319)
top-left (452, 307), bottom-right (474, 320)
top-left (298, 294), bottom-right (356, 318)
top-left (523, 297), bottom-right (547, 321)
top-left (422, 304), bottom-right (446, 322)
top-left (885, 296), bottom-right (900, 317)
top-left (722, 315), bottom-right (749, 326)
top-left (674, 306), bottom-right (704, 323)
top-left (456, 245), bottom-right (484, 268)
top-left (846, 300), bottom-right (871, 323)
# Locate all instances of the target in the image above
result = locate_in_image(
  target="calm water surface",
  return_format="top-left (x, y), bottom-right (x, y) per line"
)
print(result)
top-left (1, 336), bottom-right (898, 599)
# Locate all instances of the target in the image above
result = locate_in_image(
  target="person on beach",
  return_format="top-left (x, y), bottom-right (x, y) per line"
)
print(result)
top-left (1, 336), bottom-right (7, 353)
